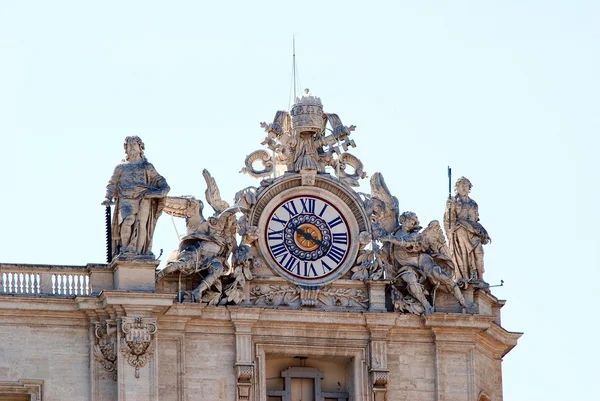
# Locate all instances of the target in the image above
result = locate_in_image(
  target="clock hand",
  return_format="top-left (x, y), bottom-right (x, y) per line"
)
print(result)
top-left (295, 227), bottom-right (323, 247)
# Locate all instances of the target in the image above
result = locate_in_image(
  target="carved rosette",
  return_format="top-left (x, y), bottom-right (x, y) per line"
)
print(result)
top-left (94, 320), bottom-right (118, 380)
top-left (236, 364), bottom-right (254, 401)
top-left (120, 317), bottom-right (157, 379)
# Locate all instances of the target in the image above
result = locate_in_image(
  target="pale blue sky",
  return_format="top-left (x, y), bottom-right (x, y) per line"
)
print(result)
top-left (1, 1), bottom-right (598, 400)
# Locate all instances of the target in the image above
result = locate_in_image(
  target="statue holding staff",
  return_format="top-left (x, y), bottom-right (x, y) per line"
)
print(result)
top-left (102, 136), bottom-right (170, 258)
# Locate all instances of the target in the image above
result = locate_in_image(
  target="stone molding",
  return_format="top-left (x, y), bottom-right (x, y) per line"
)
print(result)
top-left (0, 380), bottom-right (43, 401)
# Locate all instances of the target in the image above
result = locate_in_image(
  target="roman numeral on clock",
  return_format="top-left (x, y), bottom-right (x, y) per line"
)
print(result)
top-left (268, 229), bottom-right (283, 241)
top-left (282, 200), bottom-right (298, 218)
top-left (270, 242), bottom-right (287, 257)
top-left (271, 213), bottom-right (287, 226)
top-left (327, 245), bottom-right (346, 264)
top-left (328, 216), bottom-right (343, 228)
top-left (332, 232), bottom-right (348, 244)
top-left (300, 198), bottom-right (315, 214)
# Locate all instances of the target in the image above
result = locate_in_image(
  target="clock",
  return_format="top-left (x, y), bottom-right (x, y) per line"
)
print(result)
top-left (256, 183), bottom-right (363, 287)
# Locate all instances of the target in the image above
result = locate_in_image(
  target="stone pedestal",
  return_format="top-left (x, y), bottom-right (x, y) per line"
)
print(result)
top-left (88, 263), bottom-right (115, 293)
top-left (111, 257), bottom-right (159, 291)
top-left (367, 280), bottom-right (389, 312)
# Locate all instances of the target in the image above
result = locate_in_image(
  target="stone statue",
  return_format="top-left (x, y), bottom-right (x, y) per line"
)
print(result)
top-left (443, 177), bottom-right (491, 282)
top-left (381, 212), bottom-right (476, 315)
top-left (365, 173), bottom-right (475, 315)
top-left (156, 170), bottom-right (249, 302)
top-left (242, 89), bottom-right (366, 186)
top-left (102, 136), bottom-right (170, 259)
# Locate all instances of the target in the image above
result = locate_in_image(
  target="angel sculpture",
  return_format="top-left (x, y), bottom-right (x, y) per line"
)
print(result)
top-left (367, 173), bottom-right (476, 315)
top-left (156, 170), bottom-right (248, 302)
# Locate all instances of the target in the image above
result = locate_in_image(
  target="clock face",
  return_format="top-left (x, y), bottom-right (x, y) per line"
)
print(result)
top-left (265, 195), bottom-right (351, 282)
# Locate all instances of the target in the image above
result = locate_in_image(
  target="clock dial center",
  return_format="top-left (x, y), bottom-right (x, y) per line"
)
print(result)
top-left (294, 223), bottom-right (323, 251)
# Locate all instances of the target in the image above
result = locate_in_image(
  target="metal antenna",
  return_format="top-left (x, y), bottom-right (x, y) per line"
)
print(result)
top-left (293, 35), bottom-right (297, 100)
top-left (288, 35), bottom-right (301, 109)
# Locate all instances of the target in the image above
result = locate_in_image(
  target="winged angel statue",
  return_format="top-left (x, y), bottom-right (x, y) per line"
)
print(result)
top-left (361, 173), bottom-right (476, 315)
top-left (155, 170), bottom-right (258, 305)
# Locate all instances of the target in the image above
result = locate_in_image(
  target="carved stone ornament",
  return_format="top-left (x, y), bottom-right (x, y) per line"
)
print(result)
top-left (243, 89), bottom-right (366, 187)
top-left (371, 370), bottom-right (388, 387)
top-left (236, 364), bottom-right (254, 401)
top-left (120, 317), bottom-right (157, 378)
top-left (94, 320), bottom-right (118, 380)
top-left (250, 284), bottom-right (368, 309)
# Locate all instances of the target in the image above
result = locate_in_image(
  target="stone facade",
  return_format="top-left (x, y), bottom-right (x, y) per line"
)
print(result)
top-left (0, 261), bottom-right (520, 401)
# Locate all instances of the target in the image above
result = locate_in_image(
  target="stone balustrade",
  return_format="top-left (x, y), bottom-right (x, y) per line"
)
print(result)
top-left (0, 263), bottom-right (111, 296)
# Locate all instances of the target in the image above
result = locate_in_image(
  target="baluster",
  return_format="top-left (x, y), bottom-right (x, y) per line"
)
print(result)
top-left (51, 274), bottom-right (56, 294)
top-left (18, 273), bottom-right (24, 293)
top-left (24, 273), bottom-right (30, 294)
top-left (8, 273), bottom-right (13, 292)
top-left (85, 275), bottom-right (90, 295)
top-left (1, 272), bottom-right (5, 293)
top-left (60, 274), bottom-right (66, 295)
top-left (35, 273), bottom-right (41, 294)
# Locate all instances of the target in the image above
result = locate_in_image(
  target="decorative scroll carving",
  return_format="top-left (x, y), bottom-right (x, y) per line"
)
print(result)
top-left (94, 320), bottom-right (118, 380)
top-left (120, 317), bottom-right (157, 378)
top-left (240, 149), bottom-right (274, 178)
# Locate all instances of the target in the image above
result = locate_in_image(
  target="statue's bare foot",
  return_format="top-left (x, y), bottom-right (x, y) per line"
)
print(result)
top-left (462, 300), bottom-right (477, 311)
top-left (155, 271), bottom-right (165, 282)
top-left (191, 288), bottom-right (202, 303)
top-left (423, 304), bottom-right (435, 315)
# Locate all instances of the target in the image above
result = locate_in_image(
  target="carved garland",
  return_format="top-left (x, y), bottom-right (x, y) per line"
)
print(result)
top-left (120, 317), bottom-right (157, 378)
top-left (250, 284), bottom-right (368, 308)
